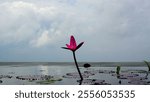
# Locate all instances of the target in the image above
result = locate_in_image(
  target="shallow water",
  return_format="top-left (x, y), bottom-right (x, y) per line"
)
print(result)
top-left (0, 62), bottom-right (150, 85)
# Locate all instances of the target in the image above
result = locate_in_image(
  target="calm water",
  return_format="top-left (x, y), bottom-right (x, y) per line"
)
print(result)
top-left (0, 62), bottom-right (149, 85)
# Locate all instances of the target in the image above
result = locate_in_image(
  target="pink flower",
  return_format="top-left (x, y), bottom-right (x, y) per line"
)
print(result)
top-left (62, 35), bottom-right (84, 81)
top-left (62, 35), bottom-right (84, 51)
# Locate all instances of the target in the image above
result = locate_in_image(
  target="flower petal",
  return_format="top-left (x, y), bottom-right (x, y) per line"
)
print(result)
top-left (66, 44), bottom-right (70, 48)
top-left (70, 35), bottom-right (77, 49)
top-left (75, 42), bottom-right (84, 51)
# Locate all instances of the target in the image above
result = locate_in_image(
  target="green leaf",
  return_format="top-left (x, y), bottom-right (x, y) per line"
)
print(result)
top-left (116, 66), bottom-right (121, 75)
top-left (144, 60), bottom-right (150, 71)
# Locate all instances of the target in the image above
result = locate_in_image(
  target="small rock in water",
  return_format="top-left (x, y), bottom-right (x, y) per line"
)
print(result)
top-left (0, 80), bottom-right (2, 83)
top-left (83, 63), bottom-right (91, 68)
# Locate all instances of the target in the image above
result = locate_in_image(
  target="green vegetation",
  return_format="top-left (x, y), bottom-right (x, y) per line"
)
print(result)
top-left (144, 61), bottom-right (150, 71)
top-left (116, 66), bottom-right (121, 75)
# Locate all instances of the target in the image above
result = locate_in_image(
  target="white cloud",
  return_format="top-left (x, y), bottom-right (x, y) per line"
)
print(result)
top-left (0, 0), bottom-right (150, 61)
top-left (30, 30), bottom-right (50, 47)
top-left (0, 1), bottom-right (65, 45)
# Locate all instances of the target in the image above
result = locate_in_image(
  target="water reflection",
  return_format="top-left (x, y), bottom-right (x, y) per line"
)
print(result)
top-left (39, 65), bottom-right (49, 75)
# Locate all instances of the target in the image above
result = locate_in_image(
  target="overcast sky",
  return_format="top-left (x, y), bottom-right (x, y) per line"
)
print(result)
top-left (0, 0), bottom-right (150, 62)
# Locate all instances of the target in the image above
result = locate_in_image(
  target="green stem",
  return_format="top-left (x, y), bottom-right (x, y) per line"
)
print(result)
top-left (73, 51), bottom-right (83, 81)
top-left (144, 61), bottom-right (150, 71)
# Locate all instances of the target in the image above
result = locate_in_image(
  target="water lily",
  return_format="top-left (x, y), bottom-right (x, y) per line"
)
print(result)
top-left (62, 35), bottom-right (84, 51)
top-left (62, 35), bottom-right (84, 81)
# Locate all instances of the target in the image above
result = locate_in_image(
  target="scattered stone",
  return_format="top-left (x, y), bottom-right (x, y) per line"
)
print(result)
top-left (128, 80), bottom-right (150, 85)
top-left (128, 77), bottom-right (147, 81)
top-left (77, 79), bottom-right (111, 85)
top-left (83, 63), bottom-right (91, 68)
top-left (84, 70), bottom-right (115, 75)
top-left (91, 82), bottom-right (111, 85)
top-left (36, 78), bottom-right (62, 84)
top-left (122, 70), bottom-right (147, 74)
top-left (69, 72), bottom-right (94, 76)
top-left (0, 75), bottom-right (12, 79)
top-left (77, 79), bottom-right (105, 84)
top-left (16, 75), bottom-right (53, 81)
top-left (123, 73), bottom-right (139, 78)
top-left (112, 73), bottom-right (139, 79)
top-left (63, 72), bottom-right (90, 79)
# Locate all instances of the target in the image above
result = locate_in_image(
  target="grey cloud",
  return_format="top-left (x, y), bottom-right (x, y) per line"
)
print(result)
top-left (0, 0), bottom-right (150, 61)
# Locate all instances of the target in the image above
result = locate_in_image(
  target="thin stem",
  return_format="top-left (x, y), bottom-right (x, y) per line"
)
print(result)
top-left (144, 61), bottom-right (150, 71)
top-left (72, 51), bottom-right (83, 81)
